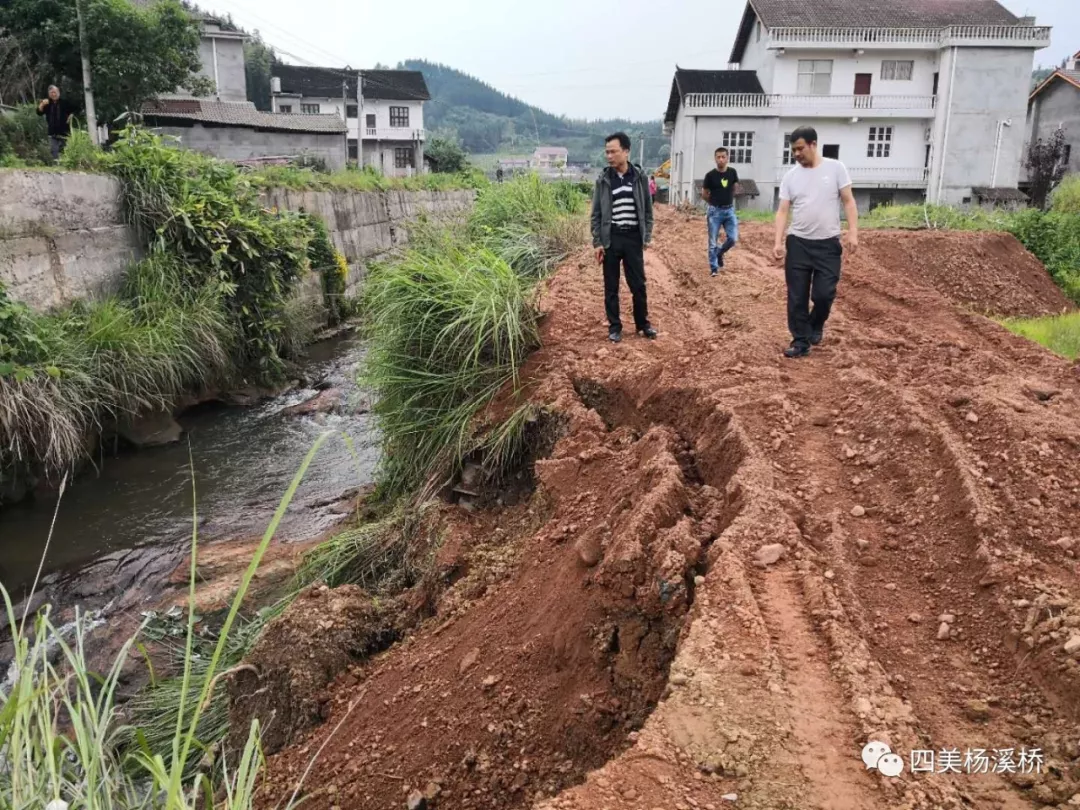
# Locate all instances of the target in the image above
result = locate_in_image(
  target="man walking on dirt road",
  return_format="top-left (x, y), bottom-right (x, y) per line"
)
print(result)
top-left (773, 126), bottom-right (859, 358)
top-left (702, 147), bottom-right (739, 277)
top-left (592, 132), bottom-right (657, 343)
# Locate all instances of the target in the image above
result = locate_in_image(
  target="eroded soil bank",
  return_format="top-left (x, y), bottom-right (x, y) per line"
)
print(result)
top-left (248, 212), bottom-right (1080, 810)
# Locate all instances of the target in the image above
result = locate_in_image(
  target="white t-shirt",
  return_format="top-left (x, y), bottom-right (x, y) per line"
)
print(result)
top-left (779, 158), bottom-right (852, 240)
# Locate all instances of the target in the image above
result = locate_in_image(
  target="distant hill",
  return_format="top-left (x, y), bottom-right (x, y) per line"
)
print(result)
top-left (399, 59), bottom-right (667, 167)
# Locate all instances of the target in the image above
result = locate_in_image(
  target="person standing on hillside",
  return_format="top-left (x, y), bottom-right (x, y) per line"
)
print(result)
top-left (36, 86), bottom-right (75, 162)
top-left (592, 132), bottom-right (657, 343)
top-left (702, 147), bottom-right (739, 276)
top-left (773, 126), bottom-right (859, 358)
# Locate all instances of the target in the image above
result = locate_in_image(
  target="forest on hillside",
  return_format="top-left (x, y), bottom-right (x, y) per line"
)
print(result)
top-left (399, 59), bottom-right (667, 166)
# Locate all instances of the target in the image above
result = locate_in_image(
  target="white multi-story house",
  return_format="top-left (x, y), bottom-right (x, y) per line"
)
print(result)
top-left (533, 146), bottom-right (569, 169)
top-left (270, 66), bottom-right (429, 176)
top-left (665, 0), bottom-right (1051, 212)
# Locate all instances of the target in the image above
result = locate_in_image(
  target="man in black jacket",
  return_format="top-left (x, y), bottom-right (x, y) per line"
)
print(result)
top-left (591, 132), bottom-right (656, 343)
top-left (37, 86), bottom-right (75, 162)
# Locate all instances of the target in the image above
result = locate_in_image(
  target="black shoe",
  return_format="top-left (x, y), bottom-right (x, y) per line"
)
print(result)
top-left (608, 329), bottom-right (622, 343)
top-left (710, 267), bottom-right (719, 278)
top-left (638, 326), bottom-right (658, 340)
top-left (784, 342), bottom-right (811, 359)
top-left (810, 330), bottom-right (823, 346)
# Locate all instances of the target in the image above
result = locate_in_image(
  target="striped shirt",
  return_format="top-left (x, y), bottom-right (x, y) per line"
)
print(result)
top-left (611, 166), bottom-right (638, 229)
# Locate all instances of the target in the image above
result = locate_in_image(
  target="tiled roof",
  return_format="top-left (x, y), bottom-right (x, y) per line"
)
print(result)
top-left (139, 99), bottom-right (347, 133)
top-left (971, 186), bottom-right (1028, 202)
top-left (1030, 69), bottom-right (1080, 100)
top-left (360, 70), bottom-right (430, 101)
top-left (752, 0), bottom-right (1016, 29)
top-left (272, 65), bottom-right (431, 102)
top-left (731, 0), bottom-right (1022, 61)
top-left (274, 64), bottom-right (358, 98)
top-left (664, 69), bottom-right (764, 124)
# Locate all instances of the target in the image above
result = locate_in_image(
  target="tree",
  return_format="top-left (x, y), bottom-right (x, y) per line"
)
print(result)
top-left (425, 132), bottom-right (469, 173)
top-left (0, 0), bottom-right (203, 123)
top-left (1024, 128), bottom-right (1069, 211)
top-left (244, 34), bottom-right (275, 111)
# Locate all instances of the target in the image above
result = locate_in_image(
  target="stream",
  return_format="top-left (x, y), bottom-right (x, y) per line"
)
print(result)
top-left (0, 335), bottom-right (379, 611)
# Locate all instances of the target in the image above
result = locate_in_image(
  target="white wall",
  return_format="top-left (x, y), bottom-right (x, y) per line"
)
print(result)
top-left (772, 50), bottom-right (940, 97)
top-left (738, 14), bottom-right (776, 93)
top-left (776, 118), bottom-right (929, 171)
top-left (359, 99), bottom-right (425, 134)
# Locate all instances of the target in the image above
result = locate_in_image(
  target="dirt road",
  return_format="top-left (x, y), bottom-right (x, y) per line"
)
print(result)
top-left (257, 209), bottom-right (1080, 810)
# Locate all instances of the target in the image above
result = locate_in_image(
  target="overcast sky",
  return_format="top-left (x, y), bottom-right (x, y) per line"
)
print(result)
top-left (202, 0), bottom-right (1075, 122)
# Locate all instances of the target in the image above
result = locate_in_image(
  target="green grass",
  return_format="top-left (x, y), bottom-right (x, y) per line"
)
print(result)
top-left (861, 203), bottom-right (1013, 232)
top-left (1001, 312), bottom-right (1080, 360)
top-left (737, 208), bottom-right (775, 223)
top-left (1052, 175), bottom-right (1080, 215)
top-left (249, 164), bottom-right (488, 193)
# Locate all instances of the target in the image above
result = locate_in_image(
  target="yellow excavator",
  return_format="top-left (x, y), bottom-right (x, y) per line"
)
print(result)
top-left (656, 159), bottom-right (671, 179)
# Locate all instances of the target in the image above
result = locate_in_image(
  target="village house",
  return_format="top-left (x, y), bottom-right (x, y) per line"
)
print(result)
top-left (126, 1), bottom-right (348, 168)
top-left (1027, 50), bottom-right (1080, 176)
top-left (270, 65), bottom-right (430, 176)
top-left (532, 146), bottom-right (568, 170)
top-left (664, 0), bottom-right (1051, 212)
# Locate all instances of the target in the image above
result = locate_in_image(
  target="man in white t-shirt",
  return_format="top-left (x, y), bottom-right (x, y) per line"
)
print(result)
top-left (773, 126), bottom-right (859, 358)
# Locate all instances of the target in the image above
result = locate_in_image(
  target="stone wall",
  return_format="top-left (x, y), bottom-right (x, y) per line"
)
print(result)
top-left (0, 171), bottom-right (141, 311)
top-left (259, 187), bottom-right (475, 295)
top-left (0, 168), bottom-right (474, 311)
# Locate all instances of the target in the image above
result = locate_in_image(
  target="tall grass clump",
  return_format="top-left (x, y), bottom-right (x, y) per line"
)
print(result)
top-left (359, 238), bottom-right (541, 498)
top-left (249, 164), bottom-right (488, 193)
top-left (0, 255), bottom-right (233, 475)
top-left (1006, 209), bottom-right (1080, 305)
top-left (469, 172), bottom-right (588, 277)
top-left (862, 203), bottom-right (1013, 232)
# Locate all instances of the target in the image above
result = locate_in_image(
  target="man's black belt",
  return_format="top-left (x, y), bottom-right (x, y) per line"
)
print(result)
top-left (613, 224), bottom-right (638, 232)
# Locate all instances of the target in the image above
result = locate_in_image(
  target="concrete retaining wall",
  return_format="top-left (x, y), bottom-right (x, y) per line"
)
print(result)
top-left (0, 169), bottom-right (474, 311)
top-left (0, 171), bottom-right (141, 311)
top-left (259, 187), bottom-right (475, 295)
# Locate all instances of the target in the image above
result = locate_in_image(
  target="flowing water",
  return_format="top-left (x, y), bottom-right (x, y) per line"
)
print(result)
top-left (0, 335), bottom-right (378, 606)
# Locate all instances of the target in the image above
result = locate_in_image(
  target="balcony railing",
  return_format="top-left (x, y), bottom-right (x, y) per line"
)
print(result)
top-left (775, 165), bottom-right (930, 186)
top-left (684, 93), bottom-right (936, 112)
top-left (363, 127), bottom-right (426, 141)
top-left (768, 25), bottom-right (1052, 48)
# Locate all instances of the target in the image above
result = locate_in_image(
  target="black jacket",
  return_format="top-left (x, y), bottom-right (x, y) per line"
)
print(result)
top-left (37, 98), bottom-right (74, 138)
top-left (590, 164), bottom-right (654, 249)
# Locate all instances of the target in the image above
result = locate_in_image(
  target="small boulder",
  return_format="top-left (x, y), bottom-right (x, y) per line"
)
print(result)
top-left (937, 622), bottom-right (952, 641)
top-left (851, 505), bottom-right (866, 518)
top-left (963, 700), bottom-right (991, 722)
top-left (755, 544), bottom-right (787, 567)
top-left (1064, 635), bottom-right (1080, 656)
top-left (406, 790), bottom-right (428, 810)
top-left (117, 410), bottom-right (183, 448)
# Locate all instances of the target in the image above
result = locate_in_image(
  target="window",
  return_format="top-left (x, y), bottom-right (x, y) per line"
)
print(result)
top-left (867, 126), bottom-right (892, 158)
top-left (823, 144), bottom-right (840, 159)
top-left (782, 133), bottom-right (794, 165)
top-left (300, 103), bottom-right (320, 114)
top-left (366, 113), bottom-right (376, 128)
top-left (881, 60), bottom-right (914, 81)
top-left (278, 104), bottom-right (292, 114)
top-left (869, 192), bottom-right (894, 211)
top-left (797, 60), bottom-right (832, 95)
top-left (722, 131), bottom-right (754, 164)
top-left (390, 106), bottom-right (409, 127)
top-left (394, 147), bottom-right (414, 168)
top-left (346, 104), bottom-right (358, 118)
top-left (348, 140), bottom-right (358, 161)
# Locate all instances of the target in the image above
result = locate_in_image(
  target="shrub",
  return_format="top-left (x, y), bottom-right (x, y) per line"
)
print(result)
top-left (58, 127), bottom-right (107, 172)
top-left (0, 103), bottom-right (51, 165)
top-left (1051, 175), bottom-right (1080, 215)
top-left (1005, 209), bottom-right (1080, 304)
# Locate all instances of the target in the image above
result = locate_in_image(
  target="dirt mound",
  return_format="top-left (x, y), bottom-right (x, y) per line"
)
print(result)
top-left (860, 230), bottom-right (1073, 317)
top-left (255, 212), bottom-right (1080, 810)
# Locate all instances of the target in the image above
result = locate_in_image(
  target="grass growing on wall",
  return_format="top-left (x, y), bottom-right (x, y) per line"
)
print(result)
top-left (248, 164), bottom-right (488, 193)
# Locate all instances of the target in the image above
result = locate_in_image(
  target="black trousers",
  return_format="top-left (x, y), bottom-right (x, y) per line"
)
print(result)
top-left (603, 230), bottom-right (650, 332)
top-left (785, 234), bottom-right (842, 346)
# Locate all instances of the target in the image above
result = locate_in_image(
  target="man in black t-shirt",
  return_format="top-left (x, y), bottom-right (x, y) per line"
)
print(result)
top-left (36, 86), bottom-right (75, 162)
top-left (702, 147), bottom-right (740, 277)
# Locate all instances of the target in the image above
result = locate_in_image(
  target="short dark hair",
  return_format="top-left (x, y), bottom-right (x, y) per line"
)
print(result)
top-left (790, 126), bottom-right (818, 146)
top-left (606, 131), bottom-right (631, 150)
top-left (715, 147), bottom-right (729, 155)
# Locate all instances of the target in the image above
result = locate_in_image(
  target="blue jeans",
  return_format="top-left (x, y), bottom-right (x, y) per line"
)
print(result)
top-left (707, 205), bottom-right (739, 269)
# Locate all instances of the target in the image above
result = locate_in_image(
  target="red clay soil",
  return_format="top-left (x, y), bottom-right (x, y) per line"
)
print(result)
top-left (253, 214), bottom-right (1080, 810)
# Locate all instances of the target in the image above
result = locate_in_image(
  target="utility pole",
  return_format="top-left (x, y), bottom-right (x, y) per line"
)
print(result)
top-left (342, 78), bottom-right (349, 166)
top-left (75, 0), bottom-right (99, 145)
top-left (639, 133), bottom-right (645, 167)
